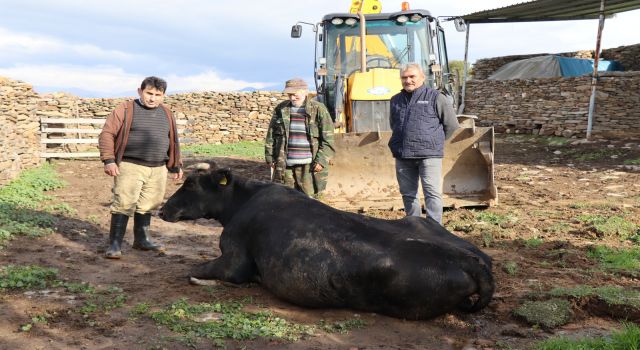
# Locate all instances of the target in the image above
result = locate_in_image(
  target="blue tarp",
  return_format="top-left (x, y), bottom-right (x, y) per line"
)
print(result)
top-left (556, 56), bottom-right (624, 77)
top-left (489, 55), bottom-right (625, 80)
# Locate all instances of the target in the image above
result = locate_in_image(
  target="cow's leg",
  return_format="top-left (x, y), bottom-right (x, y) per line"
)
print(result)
top-left (189, 225), bottom-right (258, 283)
top-left (189, 251), bottom-right (256, 284)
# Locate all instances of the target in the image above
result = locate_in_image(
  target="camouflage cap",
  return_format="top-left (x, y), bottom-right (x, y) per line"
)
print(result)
top-left (283, 78), bottom-right (308, 93)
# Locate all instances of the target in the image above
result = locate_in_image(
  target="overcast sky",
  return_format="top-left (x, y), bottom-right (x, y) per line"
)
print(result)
top-left (0, 0), bottom-right (637, 97)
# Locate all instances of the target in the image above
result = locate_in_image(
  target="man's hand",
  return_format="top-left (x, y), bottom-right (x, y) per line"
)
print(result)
top-left (313, 163), bottom-right (324, 173)
top-left (104, 163), bottom-right (120, 177)
top-left (170, 168), bottom-right (184, 181)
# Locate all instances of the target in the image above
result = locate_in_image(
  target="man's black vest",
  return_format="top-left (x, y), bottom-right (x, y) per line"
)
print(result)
top-left (388, 85), bottom-right (444, 159)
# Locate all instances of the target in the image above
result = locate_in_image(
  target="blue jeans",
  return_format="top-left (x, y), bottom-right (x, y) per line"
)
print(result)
top-left (395, 158), bottom-right (443, 224)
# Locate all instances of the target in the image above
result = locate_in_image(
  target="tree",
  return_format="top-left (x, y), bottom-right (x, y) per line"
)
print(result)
top-left (449, 60), bottom-right (473, 82)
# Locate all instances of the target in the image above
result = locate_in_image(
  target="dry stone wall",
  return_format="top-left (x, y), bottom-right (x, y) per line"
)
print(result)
top-left (166, 92), bottom-right (286, 144)
top-left (601, 44), bottom-right (640, 71)
top-left (465, 71), bottom-right (640, 138)
top-left (1, 79), bottom-right (287, 184)
top-left (0, 78), bottom-right (40, 185)
top-left (37, 91), bottom-right (287, 145)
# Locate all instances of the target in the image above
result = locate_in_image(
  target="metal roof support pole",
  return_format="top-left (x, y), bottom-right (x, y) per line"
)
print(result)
top-left (587, 0), bottom-right (606, 139)
top-left (358, 9), bottom-right (367, 73)
top-left (458, 22), bottom-right (470, 114)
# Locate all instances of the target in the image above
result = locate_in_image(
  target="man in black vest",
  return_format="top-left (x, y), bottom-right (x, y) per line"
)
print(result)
top-left (388, 63), bottom-right (459, 224)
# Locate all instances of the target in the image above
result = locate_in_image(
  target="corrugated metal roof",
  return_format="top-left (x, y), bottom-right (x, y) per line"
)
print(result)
top-left (461, 0), bottom-right (640, 23)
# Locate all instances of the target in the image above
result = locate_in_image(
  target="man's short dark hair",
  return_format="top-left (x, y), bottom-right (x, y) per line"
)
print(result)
top-left (140, 76), bottom-right (167, 93)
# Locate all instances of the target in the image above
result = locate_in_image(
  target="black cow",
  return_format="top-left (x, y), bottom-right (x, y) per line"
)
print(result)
top-left (159, 168), bottom-right (494, 320)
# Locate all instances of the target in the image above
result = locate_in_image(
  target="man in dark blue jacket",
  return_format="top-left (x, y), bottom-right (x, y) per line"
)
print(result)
top-left (388, 63), bottom-right (460, 224)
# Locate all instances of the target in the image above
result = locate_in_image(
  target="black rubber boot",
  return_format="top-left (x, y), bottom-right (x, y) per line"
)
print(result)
top-left (132, 213), bottom-right (165, 252)
top-left (105, 213), bottom-right (129, 259)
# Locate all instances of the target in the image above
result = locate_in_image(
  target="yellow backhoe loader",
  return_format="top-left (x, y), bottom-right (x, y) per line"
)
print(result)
top-left (291, 0), bottom-right (496, 210)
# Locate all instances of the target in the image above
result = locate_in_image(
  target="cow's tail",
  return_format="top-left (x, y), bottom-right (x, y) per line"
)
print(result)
top-left (459, 255), bottom-right (495, 313)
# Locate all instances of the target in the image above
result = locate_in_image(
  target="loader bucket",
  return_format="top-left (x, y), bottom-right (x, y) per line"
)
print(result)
top-left (323, 131), bottom-right (402, 210)
top-left (443, 116), bottom-right (497, 208)
top-left (323, 115), bottom-right (497, 210)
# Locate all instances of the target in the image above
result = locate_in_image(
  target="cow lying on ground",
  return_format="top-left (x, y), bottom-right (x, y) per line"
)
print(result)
top-left (159, 168), bottom-right (494, 320)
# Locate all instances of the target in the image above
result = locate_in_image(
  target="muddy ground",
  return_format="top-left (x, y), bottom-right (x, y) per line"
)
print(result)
top-left (1, 134), bottom-right (639, 350)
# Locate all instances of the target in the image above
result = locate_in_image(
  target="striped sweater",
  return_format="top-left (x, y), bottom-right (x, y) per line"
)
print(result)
top-left (286, 106), bottom-right (312, 166)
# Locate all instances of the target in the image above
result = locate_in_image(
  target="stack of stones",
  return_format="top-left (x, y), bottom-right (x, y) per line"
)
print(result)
top-left (0, 78), bottom-right (40, 185)
top-left (602, 43), bottom-right (640, 71)
top-left (464, 72), bottom-right (640, 138)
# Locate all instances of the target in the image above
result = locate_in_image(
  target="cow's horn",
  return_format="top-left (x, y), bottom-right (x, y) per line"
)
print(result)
top-left (195, 163), bottom-right (210, 170)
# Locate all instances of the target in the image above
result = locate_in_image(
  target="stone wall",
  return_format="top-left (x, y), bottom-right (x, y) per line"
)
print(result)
top-left (465, 71), bottom-right (640, 138)
top-left (601, 43), bottom-right (640, 71)
top-left (0, 78), bottom-right (41, 185)
top-left (37, 91), bottom-right (287, 145)
top-left (167, 92), bottom-right (286, 144)
top-left (1, 80), bottom-right (288, 185)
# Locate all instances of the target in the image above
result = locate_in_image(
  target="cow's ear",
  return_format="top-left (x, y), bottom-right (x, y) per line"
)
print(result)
top-left (214, 168), bottom-right (233, 187)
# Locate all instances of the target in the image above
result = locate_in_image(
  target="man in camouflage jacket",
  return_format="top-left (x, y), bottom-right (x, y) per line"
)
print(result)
top-left (265, 78), bottom-right (335, 196)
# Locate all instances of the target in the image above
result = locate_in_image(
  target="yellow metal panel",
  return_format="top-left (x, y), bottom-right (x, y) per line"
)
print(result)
top-left (344, 36), bottom-right (393, 59)
top-left (349, 0), bottom-right (382, 14)
top-left (349, 68), bottom-right (402, 101)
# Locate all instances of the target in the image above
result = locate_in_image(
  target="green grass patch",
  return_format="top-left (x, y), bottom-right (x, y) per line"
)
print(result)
top-left (184, 141), bottom-right (263, 159)
top-left (513, 299), bottom-right (573, 329)
top-left (576, 214), bottom-right (638, 240)
top-left (623, 158), bottom-right (640, 165)
top-left (149, 298), bottom-right (314, 347)
top-left (474, 211), bottom-right (516, 226)
top-left (62, 281), bottom-right (96, 295)
top-left (0, 163), bottom-right (65, 207)
top-left (568, 148), bottom-right (625, 161)
top-left (544, 222), bottom-right (572, 234)
top-left (481, 231), bottom-right (495, 248)
top-left (0, 265), bottom-right (59, 290)
top-left (502, 134), bottom-right (539, 143)
top-left (446, 220), bottom-right (474, 233)
top-left (531, 322), bottom-right (640, 350)
top-left (79, 286), bottom-right (127, 315)
top-left (319, 318), bottom-right (367, 334)
top-left (501, 135), bottom-right (571, 146)
top-left (569, 202), bottom-right (619, 210)
top-left (544, 137), bottom-right (571, 146)
top-left (129, 302), bottom-right (151, 320)
top-left (0, 164), bottom-right (67, 247)
top-left (587, 245), bottom-right (640, 275)
top-left (523, 237), bottom-right (544, 248)
top-left (503, 261), bottom-right (519, 275)
top-left (20, 312), bottom-right (52, 332)
top-left (550, 285), bottom-right (640, 309)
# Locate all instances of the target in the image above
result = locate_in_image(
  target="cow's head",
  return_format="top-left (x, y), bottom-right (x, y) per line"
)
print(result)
top-left (159, 168), bottom-right (234, 223)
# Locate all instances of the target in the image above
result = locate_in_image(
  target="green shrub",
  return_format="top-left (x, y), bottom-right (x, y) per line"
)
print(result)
top-left (587, 245), bottom-right (640, 274)
top-left (513, 299), bottom-right (572, 329)
top-left (0, 265), bottom-right (59, 290)
top-left (532, 322), bottom-right (640, 350)
top-left (576, 215), bottom-right (638, 240)
top-left (150, 298), bottom-right (314, 347)
top-left (0, 164), bottom-right (66, 246)
top-left (550, 285), bottom-right (640, 308)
